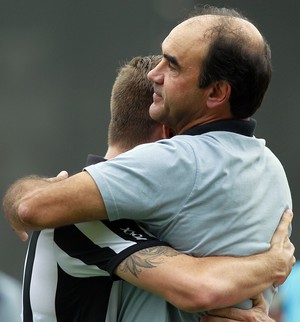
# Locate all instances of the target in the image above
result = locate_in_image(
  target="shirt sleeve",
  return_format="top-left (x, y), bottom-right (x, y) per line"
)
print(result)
top-left (85, 139), bottom-right (196, 224)
top-left (54, 219), bottom-right (169, 280)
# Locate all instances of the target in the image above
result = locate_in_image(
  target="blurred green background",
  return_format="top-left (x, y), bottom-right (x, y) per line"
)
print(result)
top-left (0, 0), bottom-right (299, 281)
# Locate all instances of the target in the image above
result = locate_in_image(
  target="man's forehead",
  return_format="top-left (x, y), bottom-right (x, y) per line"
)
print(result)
top-left (164, 17), bottom-right (211, 46)
top-left (164, 14), bottom-right (262, 53)
top-left (175, 15), bottom-right (215, 32)
top-left (161, 19), bottom-right (210, 59)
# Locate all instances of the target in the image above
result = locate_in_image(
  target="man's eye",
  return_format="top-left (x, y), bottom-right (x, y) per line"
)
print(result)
top-left (168, 63), bottom-right (176, 70)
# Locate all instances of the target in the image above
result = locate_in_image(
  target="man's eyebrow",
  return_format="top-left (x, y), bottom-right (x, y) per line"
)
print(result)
top-left (163, 54), bottom-right (180, 68)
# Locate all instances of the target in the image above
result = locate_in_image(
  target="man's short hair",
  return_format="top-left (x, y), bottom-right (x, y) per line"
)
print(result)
top-left (108, 55), bottom-right (162, 150)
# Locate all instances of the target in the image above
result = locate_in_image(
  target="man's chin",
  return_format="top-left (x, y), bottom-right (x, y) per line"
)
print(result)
top-left (149, 103), bottom-right (164, 121)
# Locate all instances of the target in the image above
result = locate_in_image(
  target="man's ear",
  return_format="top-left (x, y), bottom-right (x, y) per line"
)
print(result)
top-left (162, 125), bottom-right (176, 139)
top-left (207, 81), bottom-right (231, 109)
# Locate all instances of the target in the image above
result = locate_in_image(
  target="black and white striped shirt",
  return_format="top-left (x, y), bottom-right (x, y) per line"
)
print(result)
top-left (22, 156), bottom-right (167, 322)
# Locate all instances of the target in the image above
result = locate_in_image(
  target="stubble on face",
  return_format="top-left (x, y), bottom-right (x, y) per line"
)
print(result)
top-left (148, 17), bottom-right (212, 133)
top-left (149, 14), bottom-right (265, 133)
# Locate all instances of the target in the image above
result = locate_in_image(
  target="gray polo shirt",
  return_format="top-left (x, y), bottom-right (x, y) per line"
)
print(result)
top-left (86, 119), bottom-right (292, 321)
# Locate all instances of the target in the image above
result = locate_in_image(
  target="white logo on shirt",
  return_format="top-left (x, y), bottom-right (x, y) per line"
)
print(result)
top-left (120, 227), bottom-right (147, 240)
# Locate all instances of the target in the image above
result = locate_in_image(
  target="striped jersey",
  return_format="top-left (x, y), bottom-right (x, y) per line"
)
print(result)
top-left (22, 156), bottom-right (167, 322)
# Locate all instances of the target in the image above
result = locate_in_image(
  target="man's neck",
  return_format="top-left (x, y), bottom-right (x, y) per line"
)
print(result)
top-left (104, 146), bottom-right (127, 160)
top-left (177, 107), bottom-right (236, 134)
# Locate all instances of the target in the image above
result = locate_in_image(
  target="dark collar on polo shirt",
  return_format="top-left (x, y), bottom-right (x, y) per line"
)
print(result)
top-left (182, 118), bottom-right (256, 137)
top-left (85, 154), bottom-right (106, 166)
top-left (86, 119), bottom-right (256, 166)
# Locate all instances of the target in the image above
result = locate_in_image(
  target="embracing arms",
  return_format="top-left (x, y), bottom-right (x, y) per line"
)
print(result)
top-left (3, 173), bottom-right (295, 313)
top-left (3, 171), bottom-right (105, 240)
top-left (115, 210), bottom-right (294, 312)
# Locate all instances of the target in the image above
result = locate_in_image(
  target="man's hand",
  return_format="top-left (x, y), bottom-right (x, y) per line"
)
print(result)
top-left (201, 294), bottom-right (275, 322)
top-left (199, 209), bottom-right (295, 322)
top-left (47, 171), bottom-right (69, 182)
top-left (269, 209), bottom-right (295, 287)
top-left (2, 171), bottom-right (69, 241)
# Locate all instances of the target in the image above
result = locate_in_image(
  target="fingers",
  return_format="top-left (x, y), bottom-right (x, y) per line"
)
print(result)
top-left (271, 209), bottom-right (293, 245)
top-left (47, 170), bottom-right (69, 182)
top-left (205, 295), bottom-right (268, 322)
top-left (14, 229), bottom-right (29, 241)
top-left (202, 316), bottom-right (234, 321)
top-left (250, 293), bottom-right (266, 312)
top-left (206, 307), bottom-right (242, 321)
top-left (204, 305), bottom-right (270, 322)
top-left (56, 170), bottom-right (69, 179)
top-left (270, 209), bottom-right (295, 287)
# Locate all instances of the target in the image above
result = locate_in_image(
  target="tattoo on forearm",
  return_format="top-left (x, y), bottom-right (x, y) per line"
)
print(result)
top-left (119, 246), bottom-right (180, 277)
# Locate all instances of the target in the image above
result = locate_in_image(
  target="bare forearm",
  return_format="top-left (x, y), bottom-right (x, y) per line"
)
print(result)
top-left (3, 175), bottom-right (53, 239)
top-left (18, 172), bottom-right (106, 227)
top-left (116, 211), bottom-right (294, 312)
top-left (3, 175), bottom-right (49, 213)
top-left (3, 171), bottom-right (108, 239)
top-left (115, 248), bottom-right (273, 312)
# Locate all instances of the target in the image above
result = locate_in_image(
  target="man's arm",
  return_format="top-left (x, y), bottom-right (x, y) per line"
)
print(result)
top-left (3, 172), bottom-right (106, 240)
top-left (115, 210), bottom-right (294, 312)
top-left (203, 294), bottom-right (275, 322)
top-left (3, 174), bottom-right (295, 313)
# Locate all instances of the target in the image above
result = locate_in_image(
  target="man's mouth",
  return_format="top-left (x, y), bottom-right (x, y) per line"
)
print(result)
top-left (153, 92), bottom-right (163, 103)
